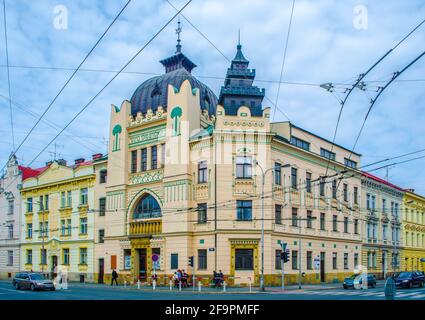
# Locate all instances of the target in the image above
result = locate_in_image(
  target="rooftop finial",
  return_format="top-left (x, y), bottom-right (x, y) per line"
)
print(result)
top-left (176, 16), bottom-right (182, 53)
top-left (238, 29), bottom-right (241, 46)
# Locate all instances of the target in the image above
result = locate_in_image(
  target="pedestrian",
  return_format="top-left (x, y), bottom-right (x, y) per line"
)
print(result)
top-left (111, 269), bottom-right (119, 286)
top-left (172, 272), bottom-right (179, 288)
top-left (218, 270), bottom-right (224, 286)
top-left (182, 269), bottom-right (188, 288)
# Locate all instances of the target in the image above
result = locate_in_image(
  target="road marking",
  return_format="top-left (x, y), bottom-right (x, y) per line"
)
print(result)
top-left (410, 294), bottom-right (425, 299)
top-left (397, 292), bottom-right (419, 297)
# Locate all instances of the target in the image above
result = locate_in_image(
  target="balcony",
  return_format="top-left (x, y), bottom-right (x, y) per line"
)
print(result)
top-left (129, 219), bottom-right (162, 236)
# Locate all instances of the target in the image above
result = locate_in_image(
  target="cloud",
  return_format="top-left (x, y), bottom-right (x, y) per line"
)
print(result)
top-left (0, 0), bottom-right (425, 193)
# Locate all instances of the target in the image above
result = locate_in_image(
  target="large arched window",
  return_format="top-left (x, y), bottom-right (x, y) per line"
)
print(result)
top-left (133, 194), bottom-right (161, 220)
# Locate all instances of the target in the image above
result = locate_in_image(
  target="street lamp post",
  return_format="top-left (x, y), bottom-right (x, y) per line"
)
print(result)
top-left (254, 160), bottom-right (290, 292)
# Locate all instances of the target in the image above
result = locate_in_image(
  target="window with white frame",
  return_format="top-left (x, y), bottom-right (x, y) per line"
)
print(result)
top-left (236, 156), bottom-right (252, 179)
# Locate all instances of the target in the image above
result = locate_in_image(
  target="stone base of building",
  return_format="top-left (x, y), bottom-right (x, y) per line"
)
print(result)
top-left (0, 271), bottom-right (15, 280)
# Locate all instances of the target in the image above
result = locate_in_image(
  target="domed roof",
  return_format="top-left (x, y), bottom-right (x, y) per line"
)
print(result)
top-left (130, 67), bottom-right (218, 116)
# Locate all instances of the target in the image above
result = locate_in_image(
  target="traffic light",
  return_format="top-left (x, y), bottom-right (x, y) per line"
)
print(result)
top-left (188, 256), bottom-right (194, 267)
top-left (281, 250), bottom-right (290, 263)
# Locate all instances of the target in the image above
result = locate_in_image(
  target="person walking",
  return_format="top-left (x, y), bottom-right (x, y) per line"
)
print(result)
top-left (111, 269), bottom-right (119, 286)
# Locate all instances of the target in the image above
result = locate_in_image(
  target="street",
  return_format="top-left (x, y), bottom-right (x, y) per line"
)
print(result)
top-left (0, 280), bottom-right (424, 300)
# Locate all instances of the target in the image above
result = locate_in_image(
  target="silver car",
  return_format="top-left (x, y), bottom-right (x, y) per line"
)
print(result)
top-left (13, 272), bottom-right (55, 291)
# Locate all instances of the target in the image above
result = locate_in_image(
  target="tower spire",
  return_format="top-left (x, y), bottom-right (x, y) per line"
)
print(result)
top-left (176, 16), bottom-right (182, 53)
top-left (238, 29), bottom-right (241, 46)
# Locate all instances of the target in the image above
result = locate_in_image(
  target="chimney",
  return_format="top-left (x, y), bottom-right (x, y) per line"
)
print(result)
top-left (92, 153), bottom-right (103, 161)
top-left (406, 188), bottom-right (415, 193)
top-left (57, 159), bottom-right (67, 166)
top-left (75, 158), bottom-right (85, 165)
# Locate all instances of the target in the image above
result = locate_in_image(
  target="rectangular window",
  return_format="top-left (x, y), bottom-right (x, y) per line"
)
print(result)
top-left (8, 199), bottom-right (14, 215)
top-left (292, 207), bottom-right (298, 227)
top-left (354, 187), bottom-right (358, 205)
top-left (7, 224), bottom-right (13, 239)
top-left (236, 156), bottom-right (252, 179)
top-left (235, 249), bottom-right (253, 270)
top-left (275, 204), bottom-right (282, 224)
top-left (291, 168), bottom-right (298, 189)
top-left (332, 252), bottom-right (337, 270)
top-left (354, 219), bottom-right (359, 234)
top-left (40, 249), bottom-right (47, 265)
top-left (344, 158), bottom-right (357, 169)
top-left (80, 248), bottom-right (87, 265)
top-left (307, 251), bottom-right (313, 270)
top-left (306, 172), bottom-right (312, 193)
top-left (236, 200), bottom-right (252, 221)
top-left (7, 251), bottom-right (13, 266)
top-left (274, 163), bottom-right (282, 185)
top-left (320, 178), bottom-right (325, 197)
top-left (138, 148), bottom-right (147, 172)
top-left (99, 197), bottom-right (106, 216)
top-left (44, 195), bottom-right (49, 211)
top-left (61, 220), bottom-right (66, 236)
top-left (198, 249), bottom-right (207, 270)
top-left (63, 248), bottom-right (70, 265)
top-left (67, 219), bottom-right (71, 236)
top-left (26, 250), bottom-right (32, 265)
top-left (366, 193), bottom-right (371, 210)
top-left (332, 180), bottom-right (337, 199)
top-left (344, 217), bottom-right (349, 233)
top-left (151, 145), bottom-right (158, 170)
top-left (123, 249), bottom-right (131, 270)
top-left (27, 197), bottom-right (33, 212)
top-left (292, 250), bottom-right (298, 270)
top-left (100, 170), bottom-right (107, 183)
top-left (39, 195), bottom-right (44, 211)
top-left (343, 184), bottom-right (348, 202)
top-left (382, 198), bottom-right (387, 213)
top-left (80, 188), bottom-right (88, 205)
top-left (290, 136), bottom-right (310, 151)
top-left (27, 223), bottom-right (33, 239)
top-left (60, 192), bottom-right (66, 208)
top-left (80, 217), bottom-right (88, 235)
top-left (67, 191), bottom-right (72, 207)
top-left (198, 161), bottom-right (208, 183)
top-left (320, 212), bottom-right (326, 230)
top-left (197, 203), bottom-right (207, 224)
top-left (171, 253), bottom-right (178, 270)
top-left (333, 215), bottom-right (338, 232)
top-left (99, 229), bottom-right (105, 243)
top-left (275, 249), bottom-right (282, 270)
top-left (320, 148), bottom-right (336, 161)
top-left (307, 210), bottom-right (313, 228)
top-left (344, 253), bottom-right (349, 270)
top-left (131, 150), bottom-right (137, 173)
top-left (354, 253), bottom-right (359, 268)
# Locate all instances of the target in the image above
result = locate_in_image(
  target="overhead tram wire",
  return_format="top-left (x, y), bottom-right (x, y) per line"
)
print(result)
top-left (0, 0), bottom-right (133, 174)
top-left (323, 18), bottom-right (425, 178)
top-left (349, 50), bottom-right (425, 159)
top-left (1, 0), bottom-right (194, 193)
top-left (2, 0), bottom-right (15, 150)
top-left (271, 0), bottom-right (296, 123)
top-left (361, 148), bottom-right (425, 169)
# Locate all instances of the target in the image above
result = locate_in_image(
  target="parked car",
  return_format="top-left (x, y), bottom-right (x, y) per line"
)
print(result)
top-left (12, 272), bottom-right (55, 291)
top-left (395, 271), bottom-right (425, 288)
top-left (343, 274), bottom-right (377, 289)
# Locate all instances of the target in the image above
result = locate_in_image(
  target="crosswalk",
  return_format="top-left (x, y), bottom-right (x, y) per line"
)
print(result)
top-left (271, 289), bottom-right (425, 299)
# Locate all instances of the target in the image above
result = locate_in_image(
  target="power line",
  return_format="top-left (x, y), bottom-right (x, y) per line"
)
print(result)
top-left (3, 0), bottom-right (132, 172)
top-left (361, 148), bottom-right (425, 169)
top-left (271, 0), bottom-right (296, 123)
top-left (367, 154), bottom-right (425, 174)
top-left (2, 0), bottom-right (15, 150)
top-left (1, 0), bottom-right (194, 192)
top-left (323, 18), bottom-right (425, 178)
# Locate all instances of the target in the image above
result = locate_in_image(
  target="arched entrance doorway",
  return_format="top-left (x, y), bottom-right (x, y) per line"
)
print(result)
top-left (131, 193), bottom-right (162, 281)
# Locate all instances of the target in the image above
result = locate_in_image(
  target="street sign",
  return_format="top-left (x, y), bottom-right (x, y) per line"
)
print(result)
top-left (209, 248), bottom-right (215, 252)
top-left (152, 254), bottom-right (159, 262)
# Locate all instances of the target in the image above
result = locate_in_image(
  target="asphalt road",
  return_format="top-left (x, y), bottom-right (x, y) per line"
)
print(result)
top-left (0, 280), bottom-right (424, 300)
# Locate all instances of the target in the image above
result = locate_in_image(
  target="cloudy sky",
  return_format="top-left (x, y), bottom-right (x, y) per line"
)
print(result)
top-left (0, 0), bottom-right (424, 193)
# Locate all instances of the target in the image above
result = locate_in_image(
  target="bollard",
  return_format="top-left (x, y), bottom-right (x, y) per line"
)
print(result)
top-left (153, 280), bottom-right (156, 291)
top-left (137, 280), bottom-right (141, 290)
top-left (249, 282), bottom-right (252, 293)
top-left (223, 281), bottom-right (226, 292)
top-left (124, 280), bottom-right (127, 289)
top-left (179, 281), bottom-right (182, 292)
top-left (198, 281), bottom-right (202, 292)
top-left (169, 279), bottom-right (173, 291)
